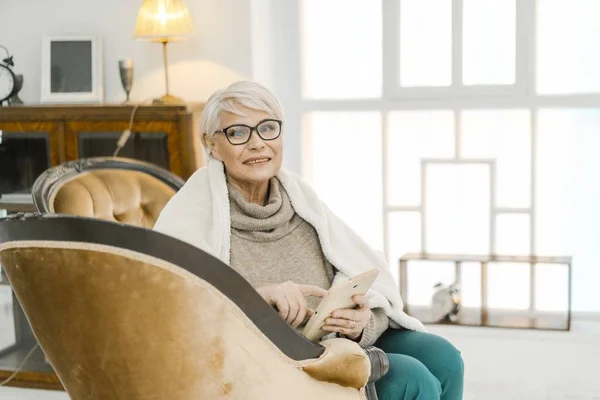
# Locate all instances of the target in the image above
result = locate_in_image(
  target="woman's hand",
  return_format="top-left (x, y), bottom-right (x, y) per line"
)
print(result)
top-left (257, 282), bottom-right (327, 328)
top-left (322, 295), bottom-right (371, 340)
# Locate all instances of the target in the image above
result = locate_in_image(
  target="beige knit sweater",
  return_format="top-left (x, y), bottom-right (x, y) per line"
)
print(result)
top-left (228, 177), bottom-right (388, 347)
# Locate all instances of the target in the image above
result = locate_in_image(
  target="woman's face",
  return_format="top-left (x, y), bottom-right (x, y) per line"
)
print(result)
top-left (209, 105), bottom-right (283, 186)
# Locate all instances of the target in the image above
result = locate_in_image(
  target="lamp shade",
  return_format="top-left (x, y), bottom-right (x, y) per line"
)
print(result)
top-left (133, 0), bottom-right (194, 42)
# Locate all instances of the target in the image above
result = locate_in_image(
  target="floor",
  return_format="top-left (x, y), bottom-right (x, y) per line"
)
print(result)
top-left (430, 322), bottom-right (600, 400)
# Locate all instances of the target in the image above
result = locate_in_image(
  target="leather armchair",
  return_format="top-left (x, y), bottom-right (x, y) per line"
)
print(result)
top-left (32, 157), bottom-right (185, 228)
top-left (0, 214), bottom-right (388, 399)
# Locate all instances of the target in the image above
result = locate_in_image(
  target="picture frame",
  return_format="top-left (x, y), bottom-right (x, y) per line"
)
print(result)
top-left (40, 35), bottom-right (103, 103)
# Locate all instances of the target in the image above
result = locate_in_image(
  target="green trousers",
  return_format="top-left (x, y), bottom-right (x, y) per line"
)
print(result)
top-left (374, 329), bottom-right (464, 400)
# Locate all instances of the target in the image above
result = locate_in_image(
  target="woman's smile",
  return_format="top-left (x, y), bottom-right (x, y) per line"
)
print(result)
top-left (243, 157), bottom-right (271, 166)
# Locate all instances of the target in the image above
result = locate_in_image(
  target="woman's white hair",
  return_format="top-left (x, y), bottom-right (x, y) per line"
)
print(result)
top-left (199, 81), bottom-right (285, 149)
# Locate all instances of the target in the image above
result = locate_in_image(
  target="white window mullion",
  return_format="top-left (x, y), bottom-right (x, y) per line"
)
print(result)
top-left (382, 0), bottom-right (401, 99)
top-left (301, 95), bottom-right (600, 113)
top-left (452, 0), bottom-right (464, 90)
top-left (518, 0), bottom-right (537, 98)
top-left (454, 108), bottom-right (462, 159)
top-left (382, 110), bottom-right (391, 262)
top-left (530, 107), bottom-right (538, 312)
top-left (520, 0), bottom-right (538, 312)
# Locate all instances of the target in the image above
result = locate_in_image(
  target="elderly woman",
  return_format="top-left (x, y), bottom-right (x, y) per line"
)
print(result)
top-left (154, 81), bottom-right (463, 399)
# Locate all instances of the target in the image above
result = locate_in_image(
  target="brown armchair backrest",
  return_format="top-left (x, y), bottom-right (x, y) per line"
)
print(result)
top-left (32, 158), bottom-right (185, 229)
top-left (52, 170), bottom-right (174, 227)
top-left (0, 215), bottom-right (370, 400)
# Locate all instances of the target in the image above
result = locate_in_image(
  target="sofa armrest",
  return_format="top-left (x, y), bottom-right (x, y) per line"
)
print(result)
top-left (363, 346), bottom-right (389, 400)
top-left (363, 346), bottom-right (389, 384)
top-left (301, 338), bottom-right (371, 388)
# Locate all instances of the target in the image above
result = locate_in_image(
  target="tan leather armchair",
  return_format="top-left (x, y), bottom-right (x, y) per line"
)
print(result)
top-left (32, 157), bottom-right (185, 228)
top-left (0, 214), bottom-right (387, 399)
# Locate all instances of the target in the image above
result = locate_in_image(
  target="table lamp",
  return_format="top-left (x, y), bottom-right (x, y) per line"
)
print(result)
top-left (133, 0), bottom-right (194, 104)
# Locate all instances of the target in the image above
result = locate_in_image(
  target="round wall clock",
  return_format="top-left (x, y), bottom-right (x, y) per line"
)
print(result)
top-left (0, 45), bottom-right (16, 106)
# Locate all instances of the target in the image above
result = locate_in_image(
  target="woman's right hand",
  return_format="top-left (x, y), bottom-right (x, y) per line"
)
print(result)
top-left (257, 282), bottom-right (327, 328)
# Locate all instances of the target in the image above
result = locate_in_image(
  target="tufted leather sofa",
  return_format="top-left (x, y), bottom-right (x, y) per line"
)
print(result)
top-left (32, 157), bottom-right (185, 228)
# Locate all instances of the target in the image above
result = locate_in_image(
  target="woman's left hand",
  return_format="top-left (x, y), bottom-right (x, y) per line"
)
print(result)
top-left (321, 295), bottom-right (371, 340)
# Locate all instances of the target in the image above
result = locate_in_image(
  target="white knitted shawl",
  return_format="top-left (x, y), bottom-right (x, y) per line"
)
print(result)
top-left (154, 158), bottom-right (425, 332)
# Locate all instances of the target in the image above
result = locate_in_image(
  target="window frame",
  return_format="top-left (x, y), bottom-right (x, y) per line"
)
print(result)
top-left (268, 0), bottom-right (600, 315)
top-left (384, 0), bottom-right (530, 100)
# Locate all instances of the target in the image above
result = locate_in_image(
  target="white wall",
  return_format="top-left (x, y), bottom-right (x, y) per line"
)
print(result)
top-left (0, 0), bottom-right (250, 397)
top-left (0, 0), bottom-right (252, 105)
top-left (0, 0), bottom-right (302, 173)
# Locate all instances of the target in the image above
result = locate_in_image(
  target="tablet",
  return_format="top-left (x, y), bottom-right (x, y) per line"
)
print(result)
top-left (302, 269), bottom-right (379, 341)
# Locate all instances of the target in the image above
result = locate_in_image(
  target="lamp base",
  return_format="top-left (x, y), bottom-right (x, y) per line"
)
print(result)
top-left (152, 94), bottom-right (184, 105)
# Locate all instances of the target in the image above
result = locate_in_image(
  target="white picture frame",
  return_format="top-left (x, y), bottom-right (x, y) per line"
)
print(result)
top-left (41, 35), bottom-right (103, 103)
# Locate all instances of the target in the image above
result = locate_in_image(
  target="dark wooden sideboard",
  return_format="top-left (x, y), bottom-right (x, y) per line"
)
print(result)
top-left (0, 104), bottom-right (205, 183)
top-left (0, 104), bottom-right (205, 391)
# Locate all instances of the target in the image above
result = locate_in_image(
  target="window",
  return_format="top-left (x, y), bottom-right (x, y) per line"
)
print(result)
top-left (269, 0), bottom-right (600, 314)
top-left (399, 0), bottom-right (452, 87)
top-left (301, 0), bottom-right (382, 98)
top-left (537, 0), bottom-right (600, 94)
top-left (462, 0), bottom-right (516, 85)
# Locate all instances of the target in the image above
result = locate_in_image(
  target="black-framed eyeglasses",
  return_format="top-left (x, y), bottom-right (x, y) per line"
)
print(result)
top-left (214, 119), bottom-right (282, 145)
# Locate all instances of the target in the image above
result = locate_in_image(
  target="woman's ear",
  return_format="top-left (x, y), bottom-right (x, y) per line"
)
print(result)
top-left (207, 137), bottom-right (224, 162)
